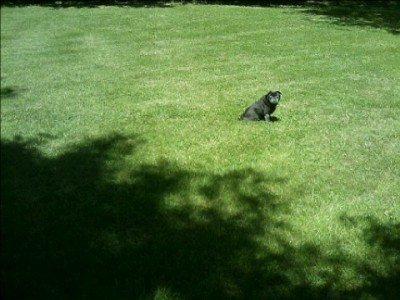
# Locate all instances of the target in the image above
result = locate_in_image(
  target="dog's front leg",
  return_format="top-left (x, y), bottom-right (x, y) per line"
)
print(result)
top-left (264, 114), bottom-right (271, 122)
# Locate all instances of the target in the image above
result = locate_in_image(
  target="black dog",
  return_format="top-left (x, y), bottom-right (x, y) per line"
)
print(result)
top-left (239, 91), bottom-right (282, 122)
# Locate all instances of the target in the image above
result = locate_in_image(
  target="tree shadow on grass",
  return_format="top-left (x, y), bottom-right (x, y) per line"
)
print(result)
top-left (303, 1), bottom-right (400, 35)
top-left (361, 219), bottom-right (400, 299)
top-left (2, 1), bottom-right (398, 34)
top-left (339, 215), bottom-right (400, 300)
top-left (0, 0), bottom-right (314, 8)
top-left (1, 134), bottom-right (399, 299)
top-left (0, 133), bottom-right (286, 299)
top-left (0, 0), bottom-right (175, 8)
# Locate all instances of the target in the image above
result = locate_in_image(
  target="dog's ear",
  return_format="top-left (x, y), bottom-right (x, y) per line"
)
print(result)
top-left (276, 91), bottom-right (282, 95)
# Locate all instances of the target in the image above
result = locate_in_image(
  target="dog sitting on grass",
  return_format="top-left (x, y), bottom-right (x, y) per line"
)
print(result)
top-left (239, 91), bottom-right (282, 122)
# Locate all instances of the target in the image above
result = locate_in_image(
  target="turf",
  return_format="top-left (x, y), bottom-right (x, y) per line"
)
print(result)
top-left (1, 3), bottom-right (399, 300)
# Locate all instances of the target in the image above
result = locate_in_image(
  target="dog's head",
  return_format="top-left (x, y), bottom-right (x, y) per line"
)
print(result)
top-left (266, 91), bottom-right (282, 105)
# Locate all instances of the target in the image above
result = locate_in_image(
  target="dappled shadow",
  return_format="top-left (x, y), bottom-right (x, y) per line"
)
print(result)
top-left (0, 133), bottom-right (288, 299)
top-left (1, 134), bottom-right (400, 299)
top-left (1, 0), bottom-right (176, 8)
top-left (1, 0), bottom-right (307, 8)
top-left (339, 215), bottom-right (400, 299)
top-left (361, 218), bottom-right (400, 299)
top-left (2, 1), bottom-right (399, 34)
top-left (304, 1), bottom-right (400, 35)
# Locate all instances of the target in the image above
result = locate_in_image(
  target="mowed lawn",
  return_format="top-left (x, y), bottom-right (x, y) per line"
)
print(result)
top-left (1, 3), bottom-right (399, 300)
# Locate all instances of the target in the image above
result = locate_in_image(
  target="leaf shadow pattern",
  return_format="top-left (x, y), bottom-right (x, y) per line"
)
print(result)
top-left (2, 1), bottom-right (399, 34)
top-left (338, 215), bottom-right (400, 300)
top-left (303, 1), bottom-right (400, 35)
top-left (361, 218), bottom-right (400, 299)
top-left (1, 134), bottom-right (400, 299)
top-left (0, 133), bottom-right (286, 299)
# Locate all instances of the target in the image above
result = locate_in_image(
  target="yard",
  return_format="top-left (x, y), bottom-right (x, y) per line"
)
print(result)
top-left (1, 1), bottom-right (399, 299)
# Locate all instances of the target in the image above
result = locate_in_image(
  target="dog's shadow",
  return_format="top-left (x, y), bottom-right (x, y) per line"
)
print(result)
top-left (237, 116), bottom-right (280, 123)
top-left (269, 116), bottom-right (280, 122)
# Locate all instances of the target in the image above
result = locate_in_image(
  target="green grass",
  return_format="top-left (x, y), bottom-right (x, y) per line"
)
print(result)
top-left (1, 3), bottom-right (400, 300)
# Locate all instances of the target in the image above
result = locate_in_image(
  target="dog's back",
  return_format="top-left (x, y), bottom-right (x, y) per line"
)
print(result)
top-left (239, 98), bottom-right (266, 120)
